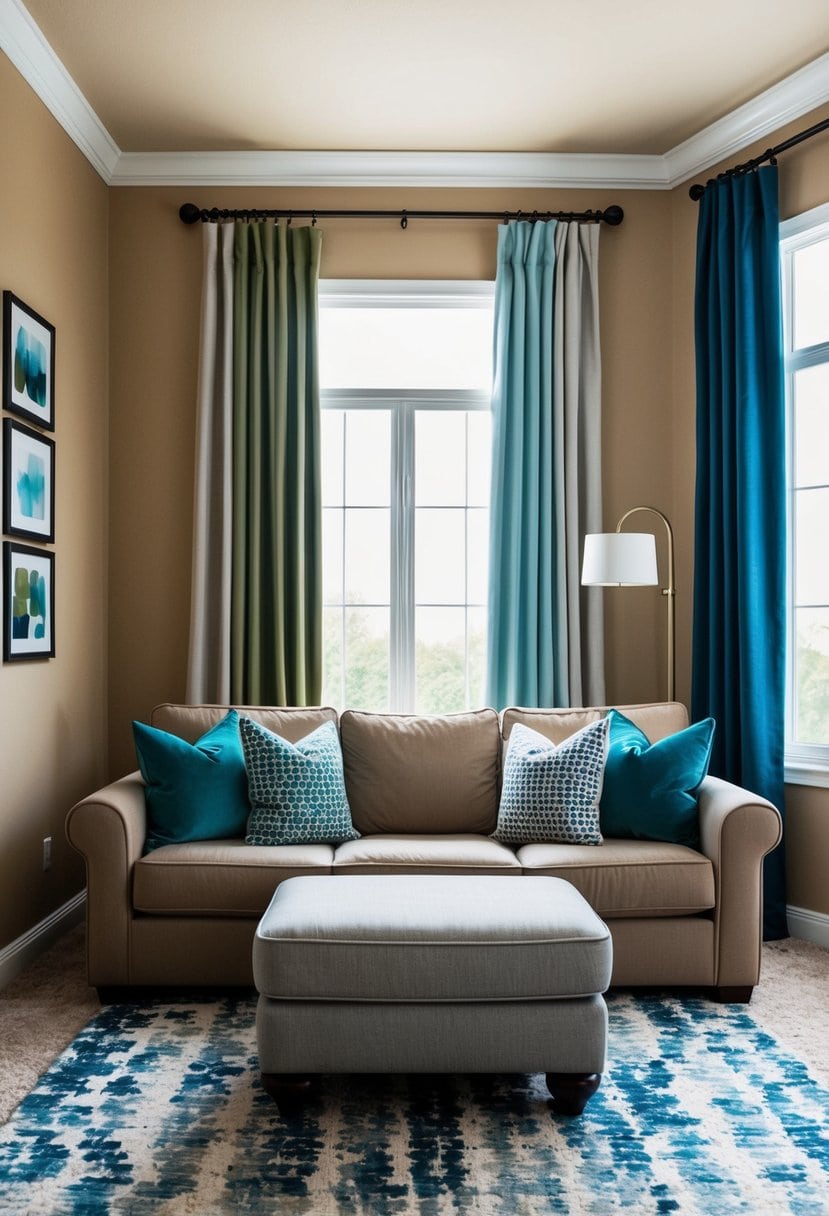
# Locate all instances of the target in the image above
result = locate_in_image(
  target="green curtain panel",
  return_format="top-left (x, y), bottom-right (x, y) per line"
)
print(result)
top-left (231, 223), bottom-right (323, 706)
top-left (692, 167), bottom-right (787, 939)
top-left (486, 220), bottom-right (604, 709)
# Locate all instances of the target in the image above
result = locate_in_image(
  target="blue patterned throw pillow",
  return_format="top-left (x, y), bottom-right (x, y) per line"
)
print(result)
top-left (240, 717), bottom-right (359, 846)
top-left (492, 718), bottom-right (609, 846)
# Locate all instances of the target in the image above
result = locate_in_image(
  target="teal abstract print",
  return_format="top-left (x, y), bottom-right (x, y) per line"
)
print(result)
top-left (3, 541), bottom-right (54, 660)
top-left (2, 291), bottom-right (55, 430)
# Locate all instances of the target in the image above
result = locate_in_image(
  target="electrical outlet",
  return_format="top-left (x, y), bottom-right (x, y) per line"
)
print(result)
top-left (42, 836), bottom-right (52, 871)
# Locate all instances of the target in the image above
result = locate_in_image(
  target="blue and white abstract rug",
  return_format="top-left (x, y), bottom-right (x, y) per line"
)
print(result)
top-left (0, 993), bottom-right (827, 1215)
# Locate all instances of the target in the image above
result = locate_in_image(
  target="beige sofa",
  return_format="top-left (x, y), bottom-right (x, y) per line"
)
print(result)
top-left (66, 701), bottom-right (782, 1001)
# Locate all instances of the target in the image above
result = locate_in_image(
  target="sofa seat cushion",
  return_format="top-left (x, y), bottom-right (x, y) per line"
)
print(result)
top-left (253, 874), bottom-right (611, 1002)
top-left (333, 834), bottom-right (521, 873)
top-left (340, 710), bottom-right (500, 835)
top-left (517, 839), bottom-right (714, 918)
top-left (133, 840), bottom-right (333, 916)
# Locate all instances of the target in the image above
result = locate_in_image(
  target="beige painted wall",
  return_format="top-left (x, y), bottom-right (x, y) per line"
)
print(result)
top-left (669, 101), bottom-right (829, 916)
top-left (107, 185), bottom-right (675, 775)
top-left (0, 55), bottom-right (109, 949)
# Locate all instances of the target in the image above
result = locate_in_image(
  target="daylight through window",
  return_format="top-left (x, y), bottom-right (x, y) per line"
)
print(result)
top-left (780, 204), bottom-right (829, 781)
top-left (319, 282), bottom-right (494, 714)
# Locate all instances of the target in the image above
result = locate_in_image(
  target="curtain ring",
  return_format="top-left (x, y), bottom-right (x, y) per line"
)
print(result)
top-left (400, 210), bottom-right (408, 230)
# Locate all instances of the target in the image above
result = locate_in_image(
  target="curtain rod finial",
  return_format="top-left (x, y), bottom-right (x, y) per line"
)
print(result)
top-left (179, 203), bottom-right (202, 225)
top-left (602, 205), bottom-right (624, 226)
top-left (688, 183), bottom-right (706, 202)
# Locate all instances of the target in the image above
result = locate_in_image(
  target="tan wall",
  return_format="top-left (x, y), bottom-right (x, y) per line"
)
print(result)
top-left (669, 101), bottom-right (829, 917)
top-left (107, 185), bottom-right (675, 775)
top-left (0, 55), bottom-right (109, 949)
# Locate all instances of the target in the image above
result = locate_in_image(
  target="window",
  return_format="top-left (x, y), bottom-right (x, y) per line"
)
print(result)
top-left (780, 203), bottom-right (829, 785)
top-left (319, 281), bottom-right (494, 714)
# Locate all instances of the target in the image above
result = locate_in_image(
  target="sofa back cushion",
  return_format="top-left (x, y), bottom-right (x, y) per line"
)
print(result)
top-left (340, 709), bottom-right (501, 835)
top-left (151, 704), bottom-right (338, 746)
top-left (502, 702), bottom-right (689, 746)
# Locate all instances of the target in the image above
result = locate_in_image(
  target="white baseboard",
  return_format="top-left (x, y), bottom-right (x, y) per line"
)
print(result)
top-left (0, 890), bottom-right (86, 991)
top-left (787, 904), bottom-right (829, 950)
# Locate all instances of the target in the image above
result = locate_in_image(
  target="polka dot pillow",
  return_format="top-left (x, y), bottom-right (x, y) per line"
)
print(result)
top-left (240, 717), bottom-right (360, 846)
top-left (492, 717), bottom-right (609, 846)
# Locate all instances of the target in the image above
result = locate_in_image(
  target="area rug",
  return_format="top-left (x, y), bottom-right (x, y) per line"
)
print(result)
top-left (0, 993), bottom-right (826, 1216)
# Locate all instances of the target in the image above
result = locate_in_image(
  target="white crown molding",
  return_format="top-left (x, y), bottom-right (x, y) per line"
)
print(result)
top-left (665, 52), bottom-right (829, 188)
top-left (0, 0), bottom-right (119, 181)
top-left (1, 0), bottom-right (828, 191)
top-left (112, 149), bottom-right (669, 190)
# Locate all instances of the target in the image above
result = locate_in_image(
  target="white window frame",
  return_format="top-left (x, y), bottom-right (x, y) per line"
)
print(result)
top-left (319, 280), bottom-right (495, 713)
top-left (780, 202), bottom-right (829, 787)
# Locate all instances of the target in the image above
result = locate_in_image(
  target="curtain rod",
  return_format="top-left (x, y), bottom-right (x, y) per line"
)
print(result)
top-left (688, 114), bottom-right (829, 200)
top-left (179, 202), bottom-right (624, 227)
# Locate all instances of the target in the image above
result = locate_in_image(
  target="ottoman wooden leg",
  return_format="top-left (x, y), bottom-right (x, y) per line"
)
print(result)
top-left (261, 1072), bottom-right (314, 1114)
top-left (545, 1071), bottom-right (601, 1116)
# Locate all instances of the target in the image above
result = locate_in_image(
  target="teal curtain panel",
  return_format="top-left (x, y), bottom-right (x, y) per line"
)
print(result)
top-left (692, 167), bottom-right (787, 939)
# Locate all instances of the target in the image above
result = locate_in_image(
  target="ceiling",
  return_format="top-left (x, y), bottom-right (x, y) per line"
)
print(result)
top-left (18, 0), bottom-right (829, 158)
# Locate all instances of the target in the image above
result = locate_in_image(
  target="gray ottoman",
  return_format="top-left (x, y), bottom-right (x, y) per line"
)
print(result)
top-left (253, 874), bottom-right (611, 1116)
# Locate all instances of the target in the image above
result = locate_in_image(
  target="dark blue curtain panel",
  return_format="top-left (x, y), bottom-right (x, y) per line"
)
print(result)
top-left (692, 166), bottom-right (787, 940)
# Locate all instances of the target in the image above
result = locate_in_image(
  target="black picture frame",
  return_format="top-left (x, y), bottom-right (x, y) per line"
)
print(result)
top-left (3, 291), bottom-right (55, 431)
top-left (3, 418), bottom-right (55, 542)
top-left (3, 540), bottom-right (55, 661)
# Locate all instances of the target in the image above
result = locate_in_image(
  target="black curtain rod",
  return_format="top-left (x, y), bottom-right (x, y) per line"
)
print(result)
top-left (179, 202), bottom-right (624, 227)
top-left (688, 114), bottom-right (829, 200)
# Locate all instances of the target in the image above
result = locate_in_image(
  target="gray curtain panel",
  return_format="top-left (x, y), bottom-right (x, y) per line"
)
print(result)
top-left (553, 221), bottom-right (605, 707)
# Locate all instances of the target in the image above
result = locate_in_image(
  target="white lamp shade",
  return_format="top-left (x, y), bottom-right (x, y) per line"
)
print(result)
top-left (581, 532), bottom-right (658, 586)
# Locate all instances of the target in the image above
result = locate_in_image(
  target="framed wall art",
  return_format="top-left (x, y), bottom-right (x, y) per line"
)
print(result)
top-left (3, 418), bottom-right (55, 542)
top-left (3, 291), bottom-right (55, 431)
top-left (3, 540), bottom-right (55, 661)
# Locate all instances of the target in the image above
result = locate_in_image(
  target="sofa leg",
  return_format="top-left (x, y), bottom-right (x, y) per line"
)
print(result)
top-left (261, 1072), bottom-right (314, 1114)
top-left (545, 1072), bottom-right (601, 1116)
top-left (712, 986), bottom-right (753, 1003)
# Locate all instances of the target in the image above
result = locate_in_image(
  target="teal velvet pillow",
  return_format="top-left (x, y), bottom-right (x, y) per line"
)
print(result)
top-left (133, 710), bottom-right (250, 853)
top-left (491, 718), bottom-right (609, 846)
top-left (599, 709), bottom-right (716, 848)
top-left (240, 717), bottom-right (360, 846)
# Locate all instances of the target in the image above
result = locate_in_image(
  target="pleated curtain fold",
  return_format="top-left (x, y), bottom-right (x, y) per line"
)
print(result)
top-left (187, 221), bottom-right (323, 707)
top-left (692, 167), bottom-right (787, 939)
top-left (486, 219), bottom-right (605, 709)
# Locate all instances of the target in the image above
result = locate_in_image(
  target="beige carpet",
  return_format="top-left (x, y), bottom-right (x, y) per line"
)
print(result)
top-left (0, 925), bottom-right (826, 1126)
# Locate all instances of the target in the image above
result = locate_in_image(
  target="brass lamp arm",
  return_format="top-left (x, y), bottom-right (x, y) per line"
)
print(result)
top-left (615, 506), bottom-right (676, 701)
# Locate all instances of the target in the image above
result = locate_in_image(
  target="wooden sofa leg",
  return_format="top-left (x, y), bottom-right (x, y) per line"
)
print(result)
top-left (545, 1072), bottom-right (601, 1116)
top-left (261, 1072), bottom-right (314, 1114)
top-left (712, 986), bottom-right (753, 1003)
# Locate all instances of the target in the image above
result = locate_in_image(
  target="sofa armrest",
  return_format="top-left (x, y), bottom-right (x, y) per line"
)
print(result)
top-left (697, 775), bottom-right (783, 989)
top-left (66, 773), bottom-right (147, 986)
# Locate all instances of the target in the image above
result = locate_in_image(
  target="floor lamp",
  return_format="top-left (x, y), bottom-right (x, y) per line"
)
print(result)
top-left (581, 506), bottom-right (676, 702)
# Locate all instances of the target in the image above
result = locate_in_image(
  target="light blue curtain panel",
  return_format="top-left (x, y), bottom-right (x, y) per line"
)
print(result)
top-left (486, 220), bottom-right (604, 710)
top-left (487, 220), bottom-right (560, 708)
top-left (692, 167), bottom-right (787, 939)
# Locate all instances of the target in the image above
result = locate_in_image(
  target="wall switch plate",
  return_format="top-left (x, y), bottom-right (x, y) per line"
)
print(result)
top-left (42, 836), bottom-right (52, 871)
